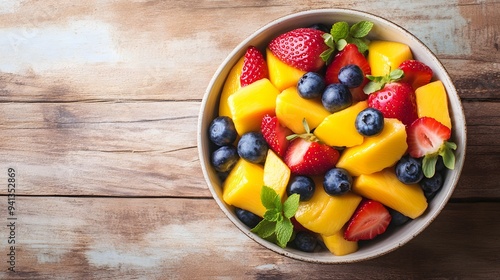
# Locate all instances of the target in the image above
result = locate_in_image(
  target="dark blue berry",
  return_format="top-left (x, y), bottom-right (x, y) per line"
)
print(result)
top-left (355, 107), bottom-right (384, 136)
top-left (323, 168), bottom-right (352, 196)
top-left (293, 231), bottom-right (318, 252)
top-left (309, 23), bottom-right (330, 33)
top-left (421, 172), bottom-right (444, 200)
top-left (235, 208), bottom-right (262, 228)
top-left (237, 132), bottom-right (268, 164)
top-left (388, 208), bottom-right (411, 226)
top-left (211, 145), bottom-right (239, 173)
top-left (435, 156), bottom-right (445, 172)
top-left (338, 64), bottom-right (364, 88)
top-left (287, 176), bottom-right (316, 201)
top-left (395, 155), bottom-right (424, 184)
top-left (321, 83), bottom-right (352, 113)
top-left (297, 72), bottom-right (326, 99)
top-left (208, 116), bottom-right (237, 146)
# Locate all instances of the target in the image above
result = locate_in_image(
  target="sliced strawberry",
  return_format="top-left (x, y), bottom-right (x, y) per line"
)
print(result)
top-left (398, 60), bottom-right (433, 90)
top-left (344, 199), bottom-right (392, 241)
top-left (261, 114), bottom-right (292, 158)
top-left (407, 117), bottom-right (451, 158)
top-left (284, 138), bottom-right (339, 176)
top-left (268, 28), bottom-right (329, 72)
top-left (240, 46), bottom-right (269, 87)
top-left (325, 44), bottom-right (371, 102)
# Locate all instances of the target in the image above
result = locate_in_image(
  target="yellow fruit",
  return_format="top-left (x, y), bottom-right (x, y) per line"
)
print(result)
top-left (222, 159), bottom-right (266, 217)
top-left (263, 150), bottom-right (291, 199)
top-left (219, 56), bottom-right (245, 117)
top-left (314, 101), bottom-right (368, 147)
top-left (352, 168), bottom-right (428, 219)
top-left (228, 78), bottom-right (280, 135)
top-left (415, 80), bottom-right (452, 129)
top-left (322, 228), bottom-right (358, 256)
top-left (276, 87), bottom-right (331, 134)
top-left (368, 41), bottom-right (413, 76)
top-left (295, 177), bottom-right (362, 236)
top-left (266, 48), bottom-right (307, 91)
top-left (336, 118), bottom-right (408, 177)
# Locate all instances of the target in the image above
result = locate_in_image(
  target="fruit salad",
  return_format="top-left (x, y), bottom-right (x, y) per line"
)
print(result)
top-left (206, 20), bottom-right (457, 256)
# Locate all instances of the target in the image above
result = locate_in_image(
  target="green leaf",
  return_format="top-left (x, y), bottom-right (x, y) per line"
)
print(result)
top-left (320, 48), bottom-right (334, 63)
top-left (251, 219), bottom-right (276, 239)
top-left (389, 69), bottom-right (404, 80)
top-left (330, 21), bottom-right (349, 42)
top-left (336, 39), bottom-right (348, 51)
top-left (349, 38), bottom-right (369, 53)
top-left (350, 21), bottom-right (374, 38)
top-left (446, 141), bottom-right (457, 150)
top-left (283, 193), bottom-right (300, 219)
top-left (422, 154), bottom-right (438, 178)
top-left (275, 217), bottom-right (294, 248)
top-left (363, 81), bottom-right (383, 94)
top-left (322, 33), bottom-right (334, 48)
top-left (440, 142), bottom-right (456, 170)
top-left (261, 185), bottom-right (281, 210)
top-left (263, 208), bottom-right (281, 222)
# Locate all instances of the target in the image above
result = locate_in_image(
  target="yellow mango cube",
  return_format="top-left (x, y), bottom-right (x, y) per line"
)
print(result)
top-left (276, 87), bottom-right (331, 134)
top-left (368, 41), bottom-right (413, 76)
top-left (322, 228), bottom-right (358, 256)
top-left (352, 168), bottom-right (428, 219)
top-left (222, 159), bottom-right (266, 217)
top-left (263, 150), bottom-right (291, 199)
top-left (415, 80), bottom-right (452, 129)
top-left (295, 178), bottom-right (362, 236)
top-left (228, 78), bottom-right (280, 135)
top-left (267, 48), bottom-right (307, 91)
top-left (336, 118), bottom-right (408, 177)
top-left (314, 101), bottom-right (368, 147)
top-left (219, 56), bottom-right (244, 117)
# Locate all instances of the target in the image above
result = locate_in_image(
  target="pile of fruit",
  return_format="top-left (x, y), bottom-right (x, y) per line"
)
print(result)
top-left (207, 21), bottom-right (457, 255)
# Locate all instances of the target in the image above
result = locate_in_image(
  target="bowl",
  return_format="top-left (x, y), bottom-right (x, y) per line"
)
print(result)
top-left (197, 8), bottom-right (466, 263)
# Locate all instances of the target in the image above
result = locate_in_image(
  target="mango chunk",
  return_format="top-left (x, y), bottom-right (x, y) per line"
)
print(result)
top-left (219, 56), bottom-right (245, 117)
top-left (322, 228), bottom-right (358, 256)
top-left (368, 41), bottom-right (413, 76)
top-left (223, 159), bottom-right (266, 217)
top-left (415, 80), bottom-right (452, 129)
top-left (228, 78), bottom-right (280, 135)
top-left (267, 48), bottom-right (307, 92)
top-left (263, 150), bottom-right (291, 199)
top-left (336, 118), bottom-right (407, 177)
top-left (352, 168), bottom-right (428, 219)
top-left (295, 178), bottom-right (362, 236)
top-left (276, 87), bottom-right (331, 134)
top-left (314, 101), bottom-right (368, 147)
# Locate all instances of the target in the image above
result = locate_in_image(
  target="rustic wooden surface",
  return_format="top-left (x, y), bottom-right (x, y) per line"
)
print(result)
top-left (0, 0), bottom-right (499, 279)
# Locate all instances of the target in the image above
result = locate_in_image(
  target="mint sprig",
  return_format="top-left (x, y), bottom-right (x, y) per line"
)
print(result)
top-left (251, 186), bottom-right (300, 248)
top-left (321, 20), bottom-right (374, 63)
top-left (422, 141), bottom-right (457, 178)
top-left (363, 69), bottom-right (404, 94)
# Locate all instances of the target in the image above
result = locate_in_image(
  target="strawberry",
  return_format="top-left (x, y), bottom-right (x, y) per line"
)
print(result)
top-left (398, 60), bottom-right (433, 90)
top-left (344, 199), bottom-right (391, 241)
top-left (240, 46), bottom-right (269, 87)
top-left (325, 44), bottom-right (371, 102)
top-left (284, 119), bottom-right (339, 175)
top-left (268, 28), bottom-right (329, 72)
top-left (407, 117), bottom-right (457, 178)
top-left (365, 69), bottom-right (418, 127)
top-left (261, 114), bottom-right (292, 158)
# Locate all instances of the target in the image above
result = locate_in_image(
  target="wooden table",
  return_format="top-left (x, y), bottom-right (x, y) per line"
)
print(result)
top-left (0, 0), bottom-right (499, 278)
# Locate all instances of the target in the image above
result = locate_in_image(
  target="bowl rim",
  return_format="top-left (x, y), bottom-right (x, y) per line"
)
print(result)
top-left (197, 8), bottom-right (467, 264)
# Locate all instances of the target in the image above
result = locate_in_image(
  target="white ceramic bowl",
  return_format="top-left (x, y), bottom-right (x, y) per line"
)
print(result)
top-left (197, 8), bottom-right (467, 263)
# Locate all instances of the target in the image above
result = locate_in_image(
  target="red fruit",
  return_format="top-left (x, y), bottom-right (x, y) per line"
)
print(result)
top-left (398, 60), bottom-right (433, 90)
top-left (240, 46), bottom-right (269, 87)
top-left (368, 82), bottom-right (418, 127)
top-left (268, 28), bottom-right (329, 72)
top-left (344, 199), bottom-right (392, 241)
top-left (284, 137), bottom-right (339, 176)
top-left (407, 117), bottom-right (451, 158)
top-left (325, 44), bottom-right (371, 102)
top-left (261, 114), bottom-right (293, 158)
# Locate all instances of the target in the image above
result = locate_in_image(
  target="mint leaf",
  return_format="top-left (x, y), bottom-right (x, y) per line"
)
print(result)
top-left (350, 21), bottom-right (374, 38)
top-left (251, 219), bottom-right (276, 239)
top-left (423, 154), bottom-right (438, 178)
top-left (261, 185), bottom-right (281, 210)
top-left (350, 38), bottom-right (369, 53)
top-left (264, 208), bottom-right (281, 222)
top-left (283, 193), bottom-right (300, 219)
top-left (336, 38), bottom-right (348, 51)
top-left (275, 217), bottom-right (294, 248)
top-left (330, 21), bottom-right (349, 42)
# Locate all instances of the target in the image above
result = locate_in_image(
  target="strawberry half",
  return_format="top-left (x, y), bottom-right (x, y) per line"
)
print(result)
top-left (268, 28), bottom-right (329, 72)
top-left (398, 60), bottom-right (433, 90)
top-left (261, 114), bottom-right (292, 158)
top-left (344, 199), bottom-right (392, 241)
top-left (240, 46), bottom-right (269, 87)
top-left (325, 44), bottom-right (371, 102)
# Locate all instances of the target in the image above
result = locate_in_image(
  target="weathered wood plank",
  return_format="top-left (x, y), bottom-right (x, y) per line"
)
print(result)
top-left (0, 197), bottom-right (498, 279)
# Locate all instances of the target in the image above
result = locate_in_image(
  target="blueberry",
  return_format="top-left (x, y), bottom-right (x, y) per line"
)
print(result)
top-left (435, 156), bottom-right (446, 172)
top-left (388, 208), bottom-right (411, 226)
top-left (420, 172), bottom-right (444, 200)
top-left (235, 208), bottom-right (262, 228)
top-left (293, 231), bottom-right (318, 252)
top-left (395, 155), bottom-right (424, 184)
top-left (297, 72), bottom-right (326, 99)
top-left (308, 23), bottom-right (330, 33)
top-left (208, 116), bottom-right (237, 146)
top-left (355, 108), bottom-right (384, 136)
top-left (321, 83), bottom-right (352, 113)
top-left (338, 64), bottom-right (364, 88)
top-left (237, 132), bottom-right (268, 164)
top-left (211, 145), bottom-right (239, 173)
top-left (323, 168), bottom-right (352, 196)
top-left (287, 176), bottom-right (316, 201)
